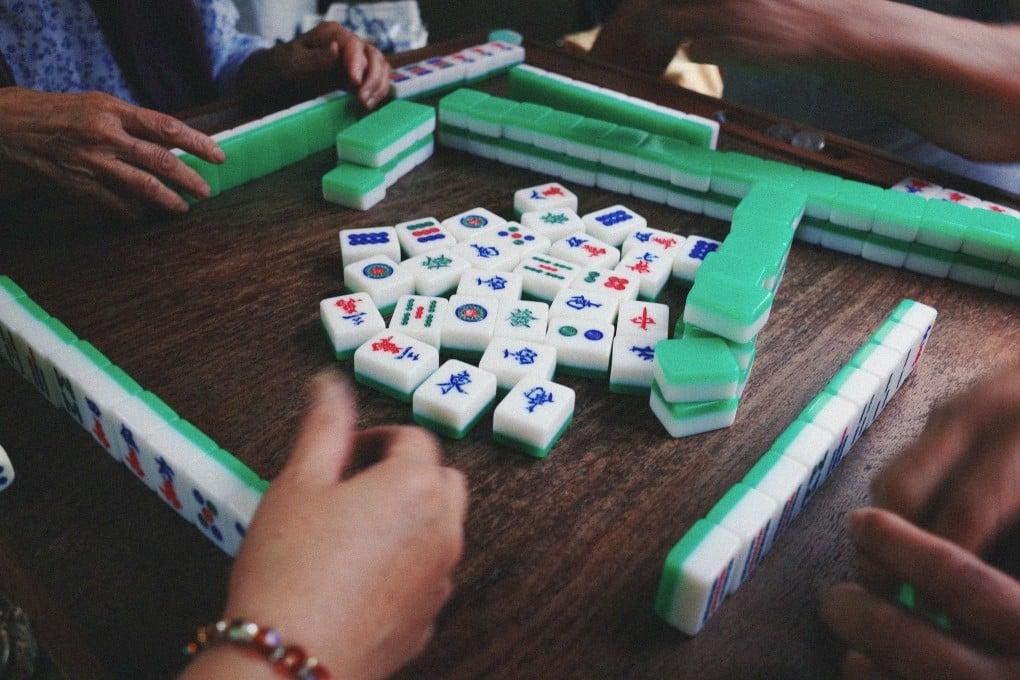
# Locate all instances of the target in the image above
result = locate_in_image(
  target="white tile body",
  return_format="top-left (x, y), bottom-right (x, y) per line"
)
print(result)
top-left (453, 241), bottom-right (519, 272)
top-left (673, 235), bottom-right (722, 282)
top-left (492, 378), bottom-right (575, 451)
top-left (549, 289), bottom-right (620, 324)
top-left (548, 233), bottom-right (621, 269)
top-left (493, 300), bottom-right (550, 342)
top-left (745, 456), bottom-right (812, 539)
top-left (514, 254), bottom-right (580, 301)
top-left (478, 223), bottom-right (551, 261)
top-left (582, 205), bottom-right (646, 246)
top-left (616, 248), bottom-right (672, 300)
top-left (545, 317), bottom-right (614, 375)
top-left (712, 487), bottom-right (779, 593)
top-left (658, 524), bottom-right (740, 635)
top-left (616, 301), bottom-right (670, 341)
top-left (610, 338), bottom-right (658, 389)
top-left (0, 445), bottom-right (12, 492)
top-left (401, 249), bottom-right (471, 297)
top-left (353, 330), bottom-right (440, 395)
top-left (521, 208), bottom-right (585, 242)
top-left (321, 294), bottom-right (387, 358)
top-left (480, 337), bottom-right (557, 390)
top-left (513, 183), bottom-right (578, 214)
top-left (388, 295), bottom-right (447, 348)
top-left (339, 227), bottom-right (400, 269)
top-left (570, 267), bottom-right (640, 302)
top-left (456, 269), bottom-right (523, 302)
top-left (441, 208), bottom-right (506, 241)
top-left (622, 228), bottom-right (687, 263)
top-left (441, 295), bottom-right (498, 354)
top-left (412, 360), bottom-right (497, 435)
top-left (395, 217), bottom-right (457, 257)
top-left (343, 256), bottom-right (414, 313)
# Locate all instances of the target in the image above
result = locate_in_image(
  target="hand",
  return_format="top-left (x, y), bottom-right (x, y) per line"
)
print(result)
top-left (821, 507), bottom-right (1020, 679)
top-left (0, 88), bottom-right (223, 218)
top-left (267, 22), bottom-right (391, 110)
top-left (870, 361), bottom-right (1020, 555)
top-left (183, 373), bottom-right (467, 680)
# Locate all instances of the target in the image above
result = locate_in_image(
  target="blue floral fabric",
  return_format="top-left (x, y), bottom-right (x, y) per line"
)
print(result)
top-left (0, 0), bottom-right (271, 103)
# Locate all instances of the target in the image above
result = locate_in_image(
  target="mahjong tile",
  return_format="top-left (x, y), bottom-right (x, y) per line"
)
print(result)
top-left (513, 182), bottom-right (578, 216)
top-left (622, 228), bottom-right (687, 262)
top-left (492, 378), bottom-right (575, 458)
top-left (549, 289), bottom-right (619, 324)
top-left (653, 336), bottom-right (740, 403)
top-left (490, 302), bottom-right (549, 345)
top-left (479, 223), bottom-right (551, 260)
top-left (400, 249), bottom-right (470, 297)
top-left (339, 226), bottom-right (400, 269)
top-left (441, 207), bottom-right (505, 241)
top-left (826, 365), bottom-right (886, 432)
top-left (412, 360), bottom-right (497, 439)
top-left (453, 240), bottom-right (519, 271)
top-left (343, 256), bottom-right (414, 317)
top-left (441, 295), bottom-right (498, 358)
top-left (480, 337), bottom-right (557, 390)
top-left (609, 338), bottom-right (657, 394)
top-left (456, 269), bottom-right (523, 302)
top-left (395, 217), bottom-right (457, 257)
top-left (321, 293), bottom-right (386, 360)
top-left (514, 254), bottom-right (580, 301)
top-left (770, 419), bottom-right (842, 503)
top-left (570, 267), bottom-right (639, 302)
top-left (548, 233), bottom-right (621, 269)
top-left (616, 301), bottom-right (670, 341)
top-left (353, 330), bottom-right (439, 402)
top-left (521, 208), bottom-right (585, 241)
top-left (938, 187), bottom-right (982, 208)
top-left (545, 317), bottom-right (614, 378)
top-left (800, 393), bottom-right (860, 464)
top-left (388, 295), bottom-right (447, 347)
top-left (0, 444), bottom-right (12, 492)
top-left (705, 483), bottom-right (779, 594)
top-left (581, 205), bottom-right (646, 247)
top-left (649, 383), bottom-right (739, 438)
top-left (114, 393), bottom-right (179, 492)
top-left (62, 343), bottom-right (140, 460)
top-left (673, 235), bottom-right (721, 282)
top-left (616, 248), bottom-right (672, 300)
top-left (655, 519), bottom-right (742, 635)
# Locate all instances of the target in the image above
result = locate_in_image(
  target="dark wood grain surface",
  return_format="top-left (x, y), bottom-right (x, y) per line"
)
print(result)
top-left (1, 39), bottom-right (1017, 680)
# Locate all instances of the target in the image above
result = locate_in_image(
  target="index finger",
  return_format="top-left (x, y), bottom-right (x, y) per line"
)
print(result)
top-left (279, 372), bottom-right (358, 488)
top-left (120, 104), bottom-right (224, 164)
top-left (354, 425), bottom-right (443, 467)
top-left (849, 507), bottom-right (1020, 652)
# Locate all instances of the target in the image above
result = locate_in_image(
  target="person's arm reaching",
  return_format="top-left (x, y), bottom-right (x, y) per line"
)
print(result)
top-left (592, 0), bottom-right (1020, 162)
top-left (180, 373), bottom-right (467, 680)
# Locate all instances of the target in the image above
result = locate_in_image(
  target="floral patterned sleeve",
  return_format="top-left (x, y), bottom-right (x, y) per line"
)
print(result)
top-left (192, 0), bottom-right (273, 94)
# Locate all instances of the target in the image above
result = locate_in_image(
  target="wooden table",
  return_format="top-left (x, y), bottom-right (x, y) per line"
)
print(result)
top-left (1, 38), bottom-right (1017, 680)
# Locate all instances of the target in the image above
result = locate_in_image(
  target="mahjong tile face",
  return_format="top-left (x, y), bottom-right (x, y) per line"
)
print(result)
top-left (453, 240), bottom-right (519, 271)
top-left (673, 235), bottom-right (722, 282)
top-left (616, 248), bottom-right (671, 300)
top-left (0, 445), bottom-right (12, 491)
top-left (441, 207), bottom-right (506, 241)
top-left (395, 217), bottom-right (457, 257)
top-left (401, 249), bottom-right (470, 297)
top-left (581, 205), bottom-right (646, 247)
top-left (320, 293), bottom-right (387, 359)
top-left (479, 223), bottom-right (551, 260)
top-left (493, 300), bottom-right (549, 342)
top-left (513, 183), bottom-right (578, 215)
top-left (440, 295), bottom-right (498, 356)
top-left (388, 295), bottom-right (447, 348)
top-left (492, 378), bottom-right (575, 458)
top-left (521, 208), bottom-right (585, 242)
top-left (622, 228), bottom-right (687, 261)
top-left (548, 233), bottom-right (621, 269)
top-left (353, 331), bottom-right (440, 402)
top-left (514, 254), bottom-right (580, 301)
top-left (609, 338), bottom-right (657, 393)
top-left (570, 267), bottom-right (639, 302)
top-left (480, 337), bottom-right (557, 390)
top-left (545, 317), bottom-right (614, 377)
top-left (343, 256), bottom-right (414, 316)
top-left (456, 269), bottom-right (523, 302)
top-left (339, 226), bottom-right (400, 269)
top-left (616, 301), bottom-right (670, 341)
top-left (549, 289), bottom-right (620, 324)
top-left (412, 359), bottom-right (497, 439)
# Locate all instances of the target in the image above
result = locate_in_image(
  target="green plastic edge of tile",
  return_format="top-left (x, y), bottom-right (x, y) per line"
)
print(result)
top-left (654, 519), bottom-right (715, 618)
top-left (492, 412), bottom-right (573, 459)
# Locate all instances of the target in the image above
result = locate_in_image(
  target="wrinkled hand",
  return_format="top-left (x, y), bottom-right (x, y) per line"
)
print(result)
top-left (269, 22), bottom-right (391, 110)
top-left (196, 373), bottom-right (467, 680)
top-left (822, 507), bottom-right (1020, 679)
top-left (0, 88), bottom-right (223, 217)
top-left (871, 361), bottom-right (1020, 555)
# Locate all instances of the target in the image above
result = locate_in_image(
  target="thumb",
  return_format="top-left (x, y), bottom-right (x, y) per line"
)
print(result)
top-left (280, 371), bottom-right (358, 487)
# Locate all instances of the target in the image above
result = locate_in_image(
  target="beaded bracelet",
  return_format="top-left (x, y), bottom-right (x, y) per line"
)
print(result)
top-left (184, 619), bottom-right (330, 680)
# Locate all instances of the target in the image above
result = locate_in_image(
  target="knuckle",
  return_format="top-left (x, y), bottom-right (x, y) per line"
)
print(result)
top-left (139, 173), bottom-right (166, 201)
top-left (156, 114), bottom-right (182, 139)
top-left (151, 146), bottom-right (177, 175)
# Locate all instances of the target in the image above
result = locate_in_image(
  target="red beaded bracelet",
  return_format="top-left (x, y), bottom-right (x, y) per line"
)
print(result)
top-left (184, 618), bottom-right (330, 680)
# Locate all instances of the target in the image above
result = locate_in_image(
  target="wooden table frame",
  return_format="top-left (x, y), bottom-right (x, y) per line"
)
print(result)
top-left (1, 37), bottom-right (1017, 679)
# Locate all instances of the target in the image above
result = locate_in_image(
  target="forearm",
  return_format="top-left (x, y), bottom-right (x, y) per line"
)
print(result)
top-left (179, 646), bottom-right (277, 680)
top-left (817, 1), bottom-right (1020, 161)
